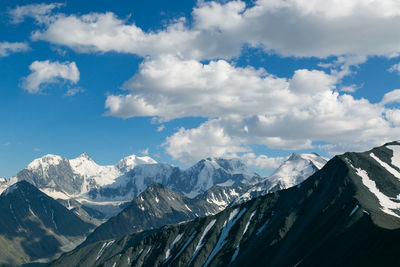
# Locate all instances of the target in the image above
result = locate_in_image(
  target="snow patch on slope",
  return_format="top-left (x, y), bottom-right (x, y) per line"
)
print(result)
top-left (387, 145), bottom-right (400, 170)
top-left (188, 219), bottom-right (216, 266)
top-left (204, 208), bottom-right (246, 266)
top-left (351, 165), bottom-right (400, 218)
top-left (243, 210), bottom-right (256, 236)
top-left (3, 183), bottom-right (18, 195)
top-left (40, 188), bottom-right (70, 200)
top-left (370, 153), bottom-right (400, 179)
top-left (165, 232), bottom-right (184, 260)
top-left (173, 231), bottom-right (197, 261)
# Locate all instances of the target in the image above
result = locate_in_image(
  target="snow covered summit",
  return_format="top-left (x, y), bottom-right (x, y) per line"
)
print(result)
top-left (267, 152), bottom-right (328, 190)
top-left (8, 152), bottom-right (157, 198)
top-left (234, 153), bottom-right (328, 204)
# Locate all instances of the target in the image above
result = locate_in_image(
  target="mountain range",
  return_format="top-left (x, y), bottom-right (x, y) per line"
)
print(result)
top-left (80, 153), bottom-right (328, 247)
top-left (51, 141), bottom-right (400, 267)
top-left (0, 150), bottom-right (328, 265)
top-left (1, 154), bottom-right (265, 219)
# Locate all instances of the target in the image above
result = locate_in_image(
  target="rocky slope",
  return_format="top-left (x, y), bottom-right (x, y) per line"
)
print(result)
top-left (81, 183), bottom-right (245, 246)
top-left (0, 181), bottom-right (94, 265)
top-left (51, 142), bottom-right (400, 267)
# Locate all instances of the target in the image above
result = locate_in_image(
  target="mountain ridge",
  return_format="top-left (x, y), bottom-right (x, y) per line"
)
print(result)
top-left (51, 142), bottom-right (400, 267)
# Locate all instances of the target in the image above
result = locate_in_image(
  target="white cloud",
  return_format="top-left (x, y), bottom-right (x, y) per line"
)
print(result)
top-left (163, 121), bottom-right (249, 164)
top-left (105, 55), bottom-right (291, 120)
top-left (386, 109), bottom-right (400, 126)
top-left (21, 60), bottom-right (80, 94)
top-left (240, 153), bottom-right (286, 170)
top-left (192, 0), bottom-right (400, 58)
top-left (341, 84), bottom-right (362, 93)
top-left (157, 125), bottom-right (165, 132)
top-left (140, 148), bottom-right (149, 155)
top-left (31, 0), bottom-right (400, 60)
top-left (32, 13), bottom-right (228, 60)
top-left (108, 55), bottom-right (400, 163)
top-left (388, 63), bottom-right (400, 75)
top-left (64, 87), bottom-right (84, 97)
top-left (0, 41), bottom-right (30, 57)
top-left (8, 3), bottom-right (64, 24)
top-left (381, 89), bottom-right (400, 105)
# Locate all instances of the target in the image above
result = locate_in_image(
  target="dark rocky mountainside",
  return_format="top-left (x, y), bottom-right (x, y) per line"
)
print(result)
top-left (81, 183), bottom-right (246, 246)
top-left (51, 141), bottom-right (400, 266)
top-left (0, 181), bottom-right (95, 265)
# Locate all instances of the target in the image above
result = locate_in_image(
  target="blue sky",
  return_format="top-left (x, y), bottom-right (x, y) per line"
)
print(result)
top-left (1, 0), bottom-right (400, 177)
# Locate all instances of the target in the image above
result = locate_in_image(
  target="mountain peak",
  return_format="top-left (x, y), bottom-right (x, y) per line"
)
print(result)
top-left (286, 153), bottom-right (328, 169)
top-left (116, 154), bottom-right (157, 172)
top-left (1, 180), bottom-right (39, 197)
top-left (27, 154), bottom-right (64, 170)
top-left (264, 152), bottom-right (328, 191)
top-left (76, 152), bottom-right (93, 161)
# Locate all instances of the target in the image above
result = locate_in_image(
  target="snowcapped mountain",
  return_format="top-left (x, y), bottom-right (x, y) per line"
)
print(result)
top-left (183, 158), bottom-right (258, 197)
top-left (90, 157), bottom-right (260, 201)
top-left (263, 152), bottom-right (328, 190)
top-left (10, 152), bottom-right (157, 198)
top-left (116, 154), bottom-right (157, 173)
top-left (235, 153), bottom-right (328, 204)
top-left (2, 154), bottom-right (259, 218)
top-left (52, 141), bottom-right (400, 267)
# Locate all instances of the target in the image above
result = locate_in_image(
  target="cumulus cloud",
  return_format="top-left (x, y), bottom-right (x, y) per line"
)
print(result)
top-left (105, 55), bottom-right (400, 163)
top-left (30, 0), bottom-right (400, 59)
top-left (8, 3), bottom-right (64, 24)
top-left (0, 41), bottom-right (30, 57)
top-left (105, 55), bottom-right (291, 120)
top-left (163, 121), bottom-right (249, 163)
top-left (21, 60), bottom-right (80, 94)
top-left (31, 13), bottom-right (235, 60)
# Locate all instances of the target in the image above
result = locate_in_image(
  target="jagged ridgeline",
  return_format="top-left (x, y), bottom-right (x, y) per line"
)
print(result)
top-left (0, 151), bottom-right (326, 265)
top-left (81, 183), bottom-right (245, 246)
top-left (51, 142), bottom-right (400, 266)
top-left (78, 153), bottom-right (326, 247)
